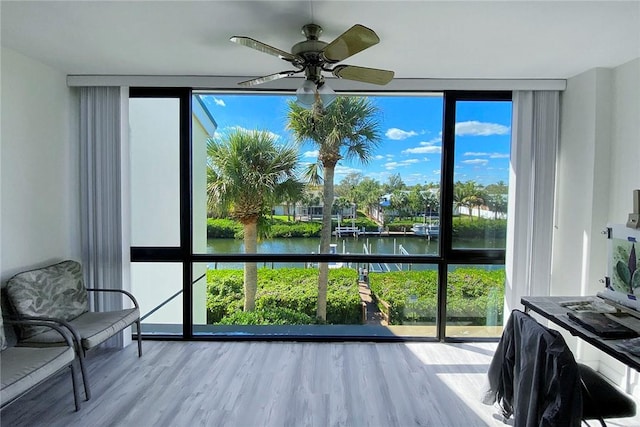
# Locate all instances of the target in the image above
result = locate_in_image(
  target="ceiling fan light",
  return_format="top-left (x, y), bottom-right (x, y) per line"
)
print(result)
top-left (296, 79), bottom-right (316, 106)
top-left (317, 83), bottom-right (336, 107)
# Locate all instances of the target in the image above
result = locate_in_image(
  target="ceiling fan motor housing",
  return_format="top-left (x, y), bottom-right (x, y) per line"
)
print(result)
top-left (291, 24), bottom-right (328, 65)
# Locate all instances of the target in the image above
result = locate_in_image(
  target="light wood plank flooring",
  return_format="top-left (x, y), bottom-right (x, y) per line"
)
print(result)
top-left (2, 341), bottom-right (639, 427)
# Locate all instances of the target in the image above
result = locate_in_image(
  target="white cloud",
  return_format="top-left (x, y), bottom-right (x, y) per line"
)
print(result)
top-left (384, 159), bottom-right (420, 170)
top-left (421, 137), bottom-right (442, 145)
top-left (402, 145), bottom-right (441, 154)
top-left (401, 137), bottom-right (442, 155)
top-left (385, 128), bottom-right (418, 140)
top-left (464, 151), bottom-right (509, 159)
top-left (384, 162), bottom-right (400, 170)
top-left (374, 155), bottom-right (385, 160)
top-left (455, 121), bottom-right (510, 136)
top-left (213, 97), bottom-right (226, 107)
top-left (335, 165), bottom-right (362, 176)
top-left (462, 159), bottom-right (489, 165)
top-left (303, 150), bottom-right (319, 158)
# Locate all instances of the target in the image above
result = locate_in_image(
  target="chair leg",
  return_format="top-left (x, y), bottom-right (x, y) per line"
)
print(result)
top-left (136, 319), bottom-right (142, 357)
top-left (76, 350), bottom-right (91, 400)
top-left (70, 361), bottom-right (82, 411)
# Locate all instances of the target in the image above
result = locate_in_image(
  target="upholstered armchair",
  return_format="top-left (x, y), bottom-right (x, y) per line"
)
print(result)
top-left (1, 303), bottom-right (82, 411)
top-left (5, 260), bottom-right (142, 400)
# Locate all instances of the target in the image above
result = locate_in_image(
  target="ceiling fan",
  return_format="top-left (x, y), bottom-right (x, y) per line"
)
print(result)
top-left (230, 24), bottom-right (394, 106)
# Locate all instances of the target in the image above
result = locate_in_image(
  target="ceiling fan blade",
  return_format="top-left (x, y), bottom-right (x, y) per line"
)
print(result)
top-left (237, 71), bottom-right (299, 87)
top-left (230, 36), bottom-right (301, 65)
top-left (322, 24), bottom-right (380, 63)
top-left (332, 65), bottom-right (394, 85)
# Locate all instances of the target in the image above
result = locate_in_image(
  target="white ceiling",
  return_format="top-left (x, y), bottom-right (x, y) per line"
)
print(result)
top-left (2, 1), bottom-right (639, 85)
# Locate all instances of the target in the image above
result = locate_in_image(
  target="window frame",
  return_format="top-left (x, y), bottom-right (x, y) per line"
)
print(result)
top-left (129, 88), bottom-right (512, 342)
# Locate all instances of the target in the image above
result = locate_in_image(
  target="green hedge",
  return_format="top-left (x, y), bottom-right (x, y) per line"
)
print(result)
top-left (206, 268), bottom-right (361, 325)
top-left (368, 268), bottom-right (504, 325)
top-left (207, 215), bottom-right (381, 240)
top-left (451, 218), bottom-right (507, 239)
top-left (207, 218), bottom-right (243, 238)
top-left (268, 222), bottom-right (322, 238)
top-left (217, 307), bottom-right (315, 325)
top-left (385, 217), bottom-right (506, 240)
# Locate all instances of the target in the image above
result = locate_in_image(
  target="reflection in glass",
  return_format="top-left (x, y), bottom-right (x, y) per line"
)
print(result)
top-left (129, 98), bottom-right (181, 247)
top-left (445, 264), bottom-right (505, 338)
top-left (131, 262), bottom-right (183, 335)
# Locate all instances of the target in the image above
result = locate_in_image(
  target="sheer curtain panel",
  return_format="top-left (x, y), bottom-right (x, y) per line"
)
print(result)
top-left (505, 91), bottom-right (560, 316)
top-left (79, 86), bottom-right (130, 347)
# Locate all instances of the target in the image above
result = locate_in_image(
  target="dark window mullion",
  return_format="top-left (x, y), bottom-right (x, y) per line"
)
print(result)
top-left (180, 89), bottom-right (193, 339)
top-left (129, 87), bottom-right (193, 340)
top-left (437, 92), bottom-right (458, 340)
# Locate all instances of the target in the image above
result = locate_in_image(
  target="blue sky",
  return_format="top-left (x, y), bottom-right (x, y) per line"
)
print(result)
top-left (199, 94), bottom-right (512, 186)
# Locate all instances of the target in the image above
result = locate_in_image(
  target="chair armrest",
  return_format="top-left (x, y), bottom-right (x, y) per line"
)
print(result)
top-left (85, 288), bottom-right (140, 310)
top-left (10, 315), bottom-right (83, 350)
top-left (5, 318), bottom-right (75, 348)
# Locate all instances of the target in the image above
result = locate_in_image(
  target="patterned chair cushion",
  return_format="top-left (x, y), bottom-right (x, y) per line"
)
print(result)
top-left (6, 261), bottom-right (88, 339)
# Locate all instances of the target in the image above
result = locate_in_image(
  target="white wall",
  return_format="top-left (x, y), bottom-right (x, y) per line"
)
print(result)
top-left (552, 68), bottom-right (611, 297)
top-left (609, 58), bottom-right (640, 220)
top-left (0, 47), bottom-right (79, 282)
top-left (552, 57), bottom-right (640, 392)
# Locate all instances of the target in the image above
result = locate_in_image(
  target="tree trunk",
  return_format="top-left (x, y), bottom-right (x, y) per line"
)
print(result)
top-left (317, 165), bottom-right (336, 321)
top-left (243, 221), bottom-right (258, 311)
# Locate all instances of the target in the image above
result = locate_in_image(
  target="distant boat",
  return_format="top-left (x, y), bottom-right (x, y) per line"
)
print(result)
top-left (411, 222), bottom-right (439, 239)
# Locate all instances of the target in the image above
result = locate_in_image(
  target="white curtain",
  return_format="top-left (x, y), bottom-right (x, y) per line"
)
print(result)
top-left (79, 87), bottom-right (126, 344)
top-left (505, 91), bottom-right (560, 315)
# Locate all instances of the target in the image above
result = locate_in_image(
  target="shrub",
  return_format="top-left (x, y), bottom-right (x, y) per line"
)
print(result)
top-left (268, 222), bottom-right (322, 238)
top-left (368, 268), bottom-right (504, 325)
top-left (368, 271), bottom-right (438, 324)
top-left (451, 217), bottom-right (507, 239)
top-left (385, 217), bottom-right (507, 239)
top-left (207, 218), bottom-right (243, 239)
top-left (206, 267), bottom-right (361, 325)
top-left (206, 272), bottom-right (244, 323)
top-left (206, 215), bottom-right (383, 239)
top-left (218, 307), bottom-right (315, 325)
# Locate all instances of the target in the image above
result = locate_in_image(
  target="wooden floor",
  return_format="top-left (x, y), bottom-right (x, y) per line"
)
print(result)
top-left (2, 341), bottom-right (639, 427)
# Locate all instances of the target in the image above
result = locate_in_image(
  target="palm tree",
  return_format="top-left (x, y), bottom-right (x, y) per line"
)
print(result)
top-left (454, 180), bottom-right (484, 219)
top-left (287, 96), bottom-right (381, 321)
top-left (390, 190), bottom-right (410, 220)
top-left (278, 179), bottom-right (305, 221)
top-left (207, 129), bottom-right (299, 311)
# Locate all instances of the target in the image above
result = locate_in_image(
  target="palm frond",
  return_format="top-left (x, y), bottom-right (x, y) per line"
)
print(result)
top-left (206, 129), bottom-right (302, 224)
top-left (302, 162), bottom-right (323, 186)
